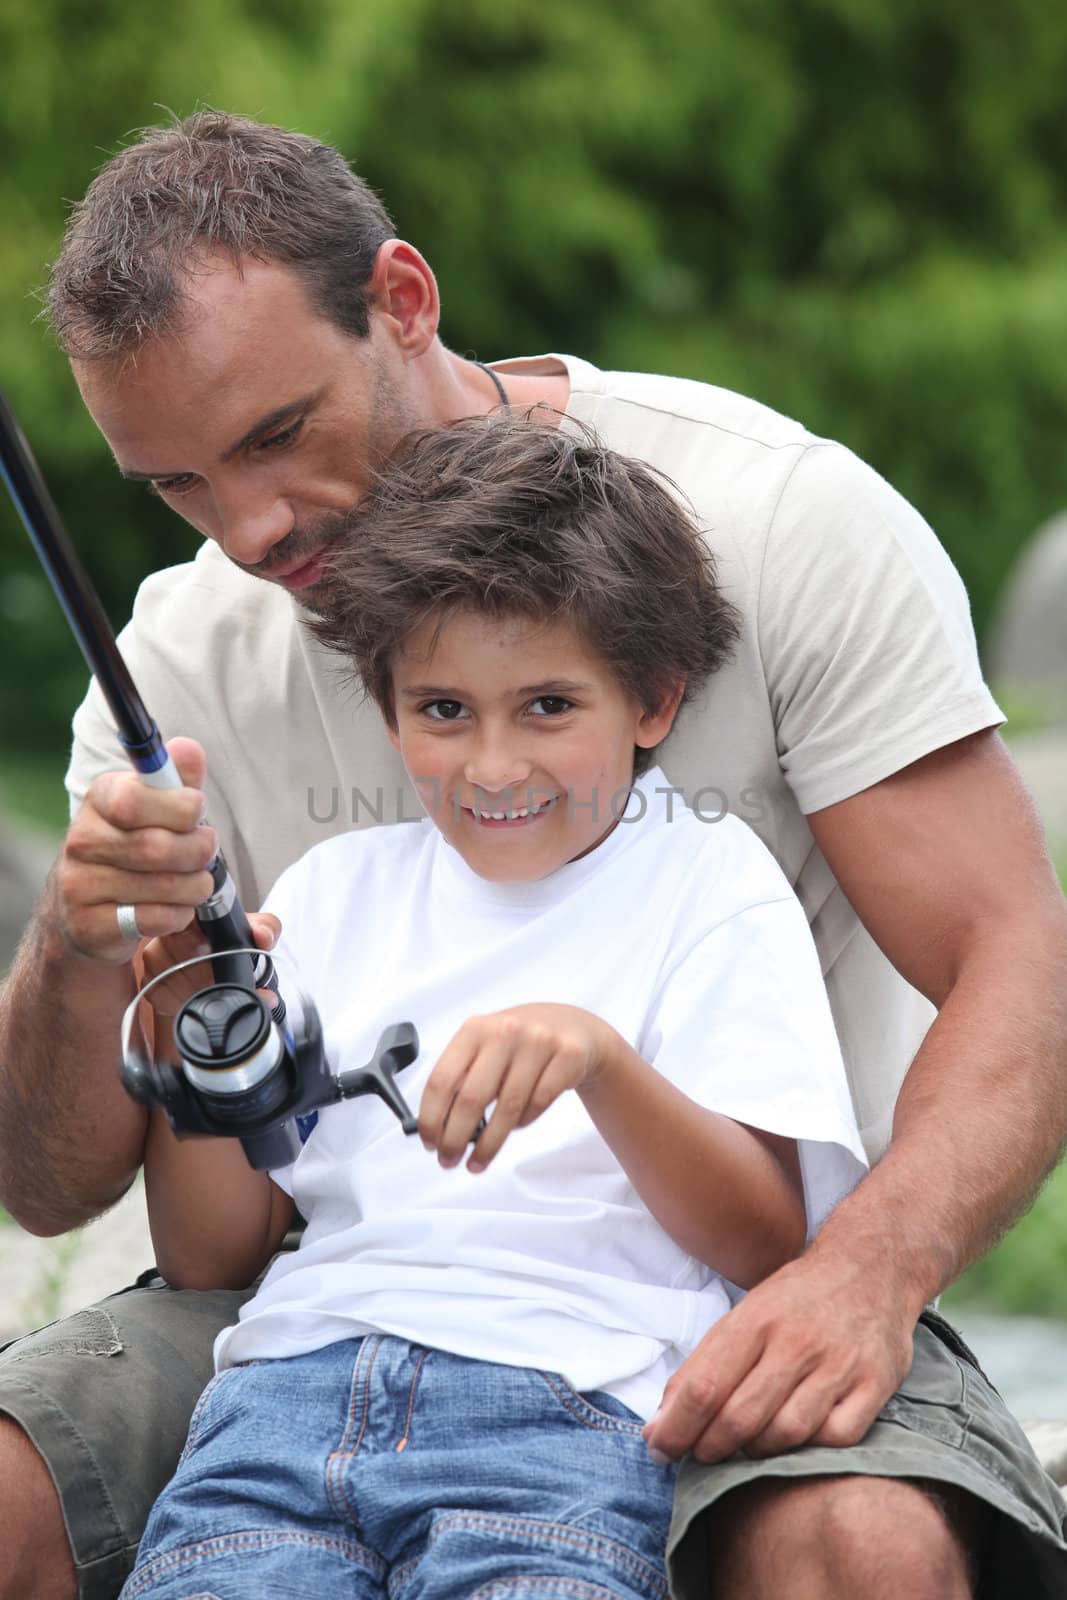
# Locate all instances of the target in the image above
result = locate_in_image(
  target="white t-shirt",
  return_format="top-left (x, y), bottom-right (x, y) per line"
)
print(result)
top-left (67, 358), bottom-right (1003, 1160)
top-left (213, 771), bottom-right (867, 1421)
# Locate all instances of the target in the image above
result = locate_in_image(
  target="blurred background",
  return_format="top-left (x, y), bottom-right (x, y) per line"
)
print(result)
top-left (1, 0), bottom-right (1066, 1409)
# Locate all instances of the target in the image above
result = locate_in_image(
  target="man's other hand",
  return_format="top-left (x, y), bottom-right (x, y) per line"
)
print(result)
top-left (642, 1249), bottom-right (914, 1462)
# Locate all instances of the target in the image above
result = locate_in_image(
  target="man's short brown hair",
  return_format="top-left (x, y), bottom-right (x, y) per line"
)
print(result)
top-left (47, 111), bottom-right (393, 358)
top-left (312, 415), bottom-right (741, 777)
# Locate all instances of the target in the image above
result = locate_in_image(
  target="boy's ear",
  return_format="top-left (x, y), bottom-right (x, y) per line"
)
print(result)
top-left (385, 721), bottom-right (402, 753)
top-left (635, 678), bottom-right (686, 749)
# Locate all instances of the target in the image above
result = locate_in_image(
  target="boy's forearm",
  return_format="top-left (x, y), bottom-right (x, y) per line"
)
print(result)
top-left (144, 1110), bottom-right (293, 1290)
top-left (0, 883), bottom-right (148, 1234)
top-left (578, 1036), bottom-right (805, 1287)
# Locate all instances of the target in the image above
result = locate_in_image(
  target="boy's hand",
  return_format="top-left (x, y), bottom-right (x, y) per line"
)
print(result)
top-left (419, 1003), bottom-right (618, 1172)
top-left (55, 736), bottom-right (217, 964)
top-left (141, 912), bottom-right (281, 1019)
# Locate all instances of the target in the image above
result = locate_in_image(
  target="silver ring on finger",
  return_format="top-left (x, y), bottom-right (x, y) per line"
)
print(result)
top-left (115, 903), bottom-right (143, 942)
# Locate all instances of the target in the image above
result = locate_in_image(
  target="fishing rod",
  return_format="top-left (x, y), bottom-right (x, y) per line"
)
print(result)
top-left (0, 385), bottom-right (261, 991)
top-left (0, 386), bottom-right (421, 1167)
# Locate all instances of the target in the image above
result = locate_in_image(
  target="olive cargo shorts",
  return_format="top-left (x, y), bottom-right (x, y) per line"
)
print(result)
top-left (668, 1311), bottom-right (1067, 1599)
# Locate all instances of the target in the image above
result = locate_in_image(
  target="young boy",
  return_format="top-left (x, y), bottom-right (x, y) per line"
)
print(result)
top-left (119, 418), bottom-right (867, 1600)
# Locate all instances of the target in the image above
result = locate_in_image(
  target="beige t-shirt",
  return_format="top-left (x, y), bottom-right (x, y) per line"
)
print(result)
top-left (67, 355), bottom-right (1003, 1161)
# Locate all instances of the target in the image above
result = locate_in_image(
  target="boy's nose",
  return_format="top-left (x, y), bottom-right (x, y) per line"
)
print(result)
top-left (463, 753), bottom-right (534, 794)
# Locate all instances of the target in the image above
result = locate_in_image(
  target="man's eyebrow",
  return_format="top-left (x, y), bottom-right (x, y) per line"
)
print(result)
top-left (117, 393), bottom-right (321, 481)
top-left (399, 680), bottom-right (590, 700)
top-left (219, 393), bottom-right (320, 463)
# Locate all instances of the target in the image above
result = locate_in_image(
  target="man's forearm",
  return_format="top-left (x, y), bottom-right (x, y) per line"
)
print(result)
top-left (0, 876), bottom-right (148, 1234)
top-left (811, 912), bottom-right (1067, 1309)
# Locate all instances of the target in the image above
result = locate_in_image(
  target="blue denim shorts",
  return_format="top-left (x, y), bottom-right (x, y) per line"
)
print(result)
top-left (118, 1336), bottom-right (676, 1600)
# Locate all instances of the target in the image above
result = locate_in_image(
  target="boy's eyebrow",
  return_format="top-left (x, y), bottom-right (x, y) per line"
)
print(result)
top-left (399, 679), bottom-right (591, 700)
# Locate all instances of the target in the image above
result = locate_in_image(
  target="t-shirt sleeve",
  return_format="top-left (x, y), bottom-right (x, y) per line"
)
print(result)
top-left (758, 443), bottom-right (1004, 815)
top-left (643, 887), bottom-right (869, 1236)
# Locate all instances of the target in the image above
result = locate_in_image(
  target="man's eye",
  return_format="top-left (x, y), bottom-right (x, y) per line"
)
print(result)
top-left (256, 420), bottom-right (303, 453)
top-left (148, 475), bottom-right (197, 498)
top-left (422, 700), bottom-right (468, 721)
top-left (529, 696), bottom-right (572, 716)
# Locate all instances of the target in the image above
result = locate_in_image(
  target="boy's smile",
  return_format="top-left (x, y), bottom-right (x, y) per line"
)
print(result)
top-left (388, 610), bottom-right (681, 883)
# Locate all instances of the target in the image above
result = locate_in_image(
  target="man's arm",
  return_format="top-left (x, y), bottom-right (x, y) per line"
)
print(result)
top-left (643, 729), bottom-right (1067, 1462)
top-left (0, 738), bottom-right (217, 1234)
top-left (0, 897), bottom-right (146, 1233)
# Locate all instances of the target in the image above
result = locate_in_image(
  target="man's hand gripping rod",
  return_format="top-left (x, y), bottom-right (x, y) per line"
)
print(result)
top-left (0, 387), bottom-right (421, 1168)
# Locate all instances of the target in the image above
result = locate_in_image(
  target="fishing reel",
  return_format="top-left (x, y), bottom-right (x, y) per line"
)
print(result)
top-left (120, 949), bottom-right (420, 1170)
top-left (0, 386), bottom-right (422, 1174)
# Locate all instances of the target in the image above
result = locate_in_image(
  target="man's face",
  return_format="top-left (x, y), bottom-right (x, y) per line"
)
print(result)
top-left (388, 609), bottom-right (676, 884)
top-left (73, 254), bottom-right (418, 611)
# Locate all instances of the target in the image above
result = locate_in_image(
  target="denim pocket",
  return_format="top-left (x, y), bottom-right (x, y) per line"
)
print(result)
top-left (535, 1370), bottom-right (646, 1436)
top-left (179, 1366), bottom-right (248, 1465)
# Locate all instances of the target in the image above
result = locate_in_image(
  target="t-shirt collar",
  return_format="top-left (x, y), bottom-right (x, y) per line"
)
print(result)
top-left (431, 765), bottom-right (671, 910)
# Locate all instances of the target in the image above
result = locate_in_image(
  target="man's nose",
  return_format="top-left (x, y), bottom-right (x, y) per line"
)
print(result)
top-left (214, 489), bottom-right (295, 567)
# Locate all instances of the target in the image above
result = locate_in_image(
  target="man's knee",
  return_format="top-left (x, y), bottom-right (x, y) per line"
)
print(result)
top-left (0, 1415), bottom-right (78, 1600)
top-left (708, 1473), bottom-right (976, 1600)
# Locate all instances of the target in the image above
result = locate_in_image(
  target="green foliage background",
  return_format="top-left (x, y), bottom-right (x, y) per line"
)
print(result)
top-left (1, 2), bottom-right (1066, 1311)
top-left (5, 0), bottom-right (1067, 750)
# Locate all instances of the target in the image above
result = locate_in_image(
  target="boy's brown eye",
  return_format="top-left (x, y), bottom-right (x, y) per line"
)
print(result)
top-left (423, 700), bottom-right (467, 721)
top-left (529, 696), bottom-right (571, 716)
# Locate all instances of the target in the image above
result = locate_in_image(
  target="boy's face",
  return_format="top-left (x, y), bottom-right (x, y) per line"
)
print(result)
top-left (388, 610), bottom-right (681, 883)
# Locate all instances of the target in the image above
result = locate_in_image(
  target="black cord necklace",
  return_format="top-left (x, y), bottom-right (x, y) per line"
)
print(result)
top-left (472, 360), bottom-right (511, 411)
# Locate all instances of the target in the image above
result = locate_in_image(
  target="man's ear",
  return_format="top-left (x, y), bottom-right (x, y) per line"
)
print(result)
top-left (367, 239), bottom-right (440, 359)
top-left (635, 679), bottom-right (686, 750)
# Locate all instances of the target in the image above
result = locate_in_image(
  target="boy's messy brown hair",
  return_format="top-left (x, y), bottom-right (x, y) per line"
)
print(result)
top-left (312, 415), bottom-right (740, 776)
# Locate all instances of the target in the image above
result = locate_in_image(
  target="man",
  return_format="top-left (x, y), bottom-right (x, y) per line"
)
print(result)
top-left (1, 111), bottom-right (1065, 1600)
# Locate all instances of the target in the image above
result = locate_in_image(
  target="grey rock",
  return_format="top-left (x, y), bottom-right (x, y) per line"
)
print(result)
top-left (988, 513), bottom-right (1067, 721)
top-left (1006, 729), bottom-right (1067, 862)
top-left (0, 813), bottom-right (57, 976)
